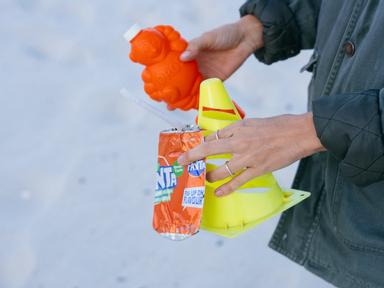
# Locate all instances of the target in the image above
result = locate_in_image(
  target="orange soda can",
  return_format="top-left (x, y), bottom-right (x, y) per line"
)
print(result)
top-left (154, 125), bottom-right (206, 240)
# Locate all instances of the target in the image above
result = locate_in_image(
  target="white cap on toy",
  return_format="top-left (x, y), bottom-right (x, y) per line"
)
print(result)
top-left (124, 23), bottom-right (142, 42)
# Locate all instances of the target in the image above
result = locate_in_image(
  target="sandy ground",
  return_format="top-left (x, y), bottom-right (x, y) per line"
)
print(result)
top-left (0, 0), bottom-right (333, 287)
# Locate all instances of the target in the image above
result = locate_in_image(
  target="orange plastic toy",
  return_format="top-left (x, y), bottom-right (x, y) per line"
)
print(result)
top-left (125, 24), bottom-right (202, 110)
top-left (125, 24), bottom-right (245, 117)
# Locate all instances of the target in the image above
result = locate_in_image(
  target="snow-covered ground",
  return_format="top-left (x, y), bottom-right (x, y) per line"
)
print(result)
top-left (0, 0), bottom-right (333, 287)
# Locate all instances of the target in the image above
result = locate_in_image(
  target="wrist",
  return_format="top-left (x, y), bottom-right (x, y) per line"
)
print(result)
top-left (239, 15), bottom-right (264, 51)
top-left (300, 112), bottom-right (326, 156)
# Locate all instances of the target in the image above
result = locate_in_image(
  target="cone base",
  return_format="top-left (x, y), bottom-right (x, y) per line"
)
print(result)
top-left (200, 188), bottom-right (310, 238)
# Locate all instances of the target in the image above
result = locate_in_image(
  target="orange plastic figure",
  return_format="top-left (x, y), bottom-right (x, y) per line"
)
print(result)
top-left (126, 24), bottom-right (202, 110)
top-left (125, 24), bottom-right (245, 117)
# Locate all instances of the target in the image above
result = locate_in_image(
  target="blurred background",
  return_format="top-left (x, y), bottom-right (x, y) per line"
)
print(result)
top-left (0, 0), bottom-right (333, 287)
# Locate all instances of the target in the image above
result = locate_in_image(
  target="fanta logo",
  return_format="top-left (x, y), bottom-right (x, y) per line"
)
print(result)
top-left (187, 160), bottom-right (206, 177)
top-left (156, 166), bottom-right (177, 191)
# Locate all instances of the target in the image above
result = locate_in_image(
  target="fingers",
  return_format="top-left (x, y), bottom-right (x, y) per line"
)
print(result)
top-left (180, 33), bottom-right (214, 61)
top-left (204, 127), bottom-right (234, 142)
top-left (206, 157), bottom-right (246, 182)
top-left (179, 40), bottom-right (200, 61)
top-left (179, 49), bottom-right (195, 61)
top-left (177, 139), bottom-right (232, 165)
top-left (215, 167), bottom-right (258, 197)
top-left (204, 120), bottom-right (245, 142)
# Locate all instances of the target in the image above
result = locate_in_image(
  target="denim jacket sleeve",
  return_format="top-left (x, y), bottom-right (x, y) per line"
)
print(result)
top-left (312, 89), bottom-right (384, 186)
top-left (240, 0), bottom-right (322, 64)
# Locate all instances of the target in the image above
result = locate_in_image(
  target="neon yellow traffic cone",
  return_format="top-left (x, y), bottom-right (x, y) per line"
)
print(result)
top-left (198, 78), bottom-right (310, 238)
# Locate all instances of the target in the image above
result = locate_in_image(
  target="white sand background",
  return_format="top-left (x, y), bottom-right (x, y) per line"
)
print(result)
top-left (0, 0), bottom-right (333, 287)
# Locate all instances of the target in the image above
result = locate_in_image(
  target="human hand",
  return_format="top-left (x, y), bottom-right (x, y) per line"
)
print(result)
top-left (177, 113), bottom-right (325, 196)
top-left (180, 15), bottom-right (264, 80)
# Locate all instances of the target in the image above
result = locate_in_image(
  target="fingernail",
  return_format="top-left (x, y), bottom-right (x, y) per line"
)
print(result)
top-left (180, 51), bottom-right (191, 61)
top-left (215, 189), bottom-right (224, 196)
top-left (177, 154), bottom-right (186, 165)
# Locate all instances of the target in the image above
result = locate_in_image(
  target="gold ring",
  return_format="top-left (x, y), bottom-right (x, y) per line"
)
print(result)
top-left (215, 130), bottom-right (220, 141)
top-left (224, 161), bottom-right (234, 177)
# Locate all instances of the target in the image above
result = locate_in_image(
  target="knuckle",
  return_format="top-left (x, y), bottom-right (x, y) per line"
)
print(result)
top-left (223, 122), bottom-right (240, 135)
top-left (201, 32), bottom-right (211, 40)
top-left (234, 140), bottom-right (249, 152)
top-left (211, 168), bottom-right (227, 182)
top-left (201, 142), bottom-right (213, 155)
top-left (206, 170), bottom-right (218, 182)
top-left (218, 127), bottom-right (230, 139)
top-left (228, 179), bottom-right (241, 192)
top-left (262, 162), bottom-right (272, 173)
top-left (233, 125), bottom-right (244, 135)
top-left (206, 172), bottom-right (214, 182)
top-left (182, 152), bottom-right (191, 162)
top-left (201, 32), bottom-right (214, 46)
top-left (254, 161), bottom-right (268, 175)
top-left (240, 119), bottom-right (248, 127)
top-left (187, 40), bottom-right (198, 49)
top-left (228, 139), bottom-right (240, 152)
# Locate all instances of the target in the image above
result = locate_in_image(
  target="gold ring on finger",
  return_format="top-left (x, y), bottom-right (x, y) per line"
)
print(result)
top-left (215, 130), bottom-right (220, 141)
top-left (224, 161), bottom-right (234, 177)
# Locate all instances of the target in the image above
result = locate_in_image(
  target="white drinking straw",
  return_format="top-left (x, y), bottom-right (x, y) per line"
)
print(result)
top-left (120, 88), bottom-right (185, 129)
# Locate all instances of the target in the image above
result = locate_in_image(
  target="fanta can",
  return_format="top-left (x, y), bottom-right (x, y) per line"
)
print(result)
top-left (154, 125), bottom-right (206, 240)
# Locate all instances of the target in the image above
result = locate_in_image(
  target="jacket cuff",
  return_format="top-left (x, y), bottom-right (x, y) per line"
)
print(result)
top-left (312, 90), bottom-right (384, 186)
top-left (240, 0), bottom-right (301, 65)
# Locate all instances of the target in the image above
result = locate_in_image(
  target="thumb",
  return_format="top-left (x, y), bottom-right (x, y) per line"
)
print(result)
top-left (180, 33), bottom-right (213, 61)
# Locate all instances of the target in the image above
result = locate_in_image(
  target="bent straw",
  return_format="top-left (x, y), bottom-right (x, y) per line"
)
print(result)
top-left (120, 88), bottom-right (185, 129)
